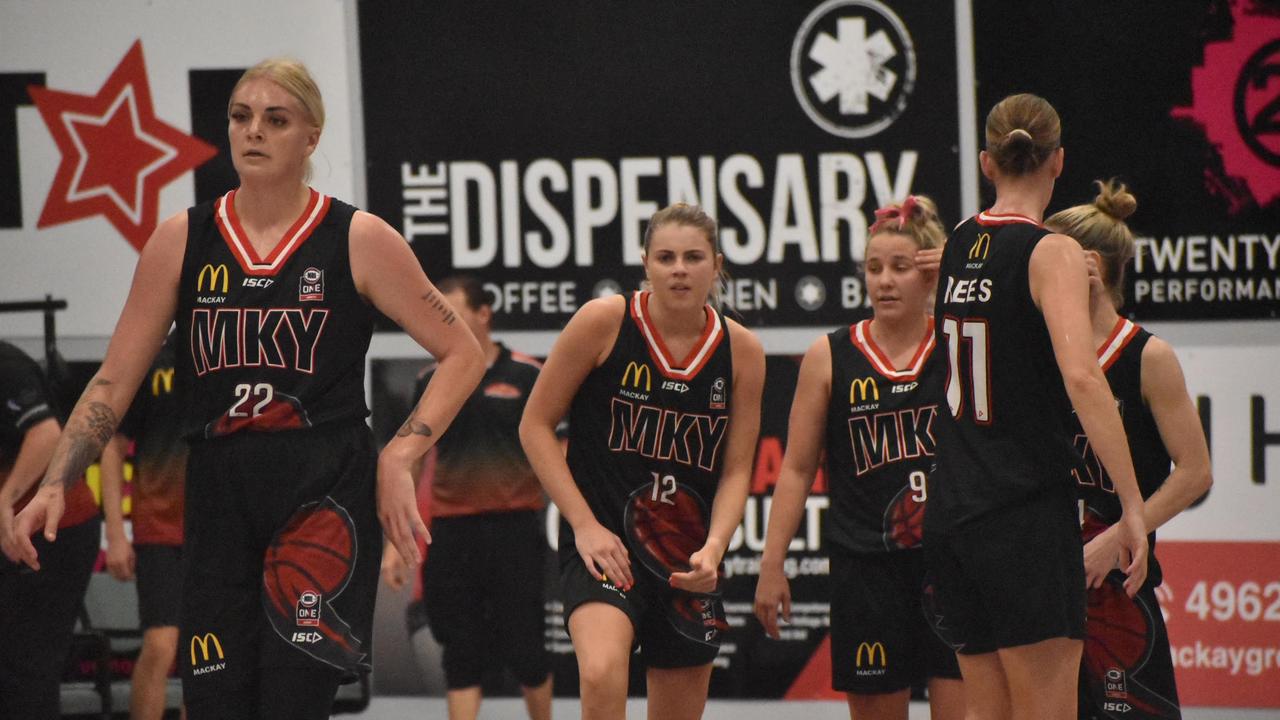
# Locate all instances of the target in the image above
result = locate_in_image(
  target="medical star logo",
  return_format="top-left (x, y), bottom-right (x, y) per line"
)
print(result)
top-left (29, 41), bottom-right (216, 251)
top-left (809, 17), bottom-right (896, 116)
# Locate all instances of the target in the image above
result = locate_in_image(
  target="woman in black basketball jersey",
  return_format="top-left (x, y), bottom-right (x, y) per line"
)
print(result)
top-left (754, 196), bottom-right (963, 720)
top-left (520, 203), bottom-right (765, 720)
top-left (12, 59), bottom-right (484, 719)
top-left (924, 94), bottom-right (1150, 720)
top-left (1046, 181), bottom-right (1211, 720)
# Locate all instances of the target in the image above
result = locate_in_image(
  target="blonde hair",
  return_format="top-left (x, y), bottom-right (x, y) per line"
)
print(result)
top-left (229, 58), bottom-right (324, 181)
top-left (985, 93), bottom-right (1061, 176)
top-left (868, 194), bottom-right (946, 251)
top-left (642, 203), bottom-right (727, 309)
top-left (1044, 179), bottom-right (1137, 308)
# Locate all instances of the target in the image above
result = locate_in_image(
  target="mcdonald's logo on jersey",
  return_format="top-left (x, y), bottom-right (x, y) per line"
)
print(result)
top-left (849, 377), bottom-right (880, 405)
top-left (969, 233), bottom-right (991, 261)
top-left (190, 632), bottom-right (226, 674)
top-left (196, 263), bottom-right (229, 301)
top-left (621, 362), bottom-right (652, 398)
top-left (150, 367), bottom-right (174, 396)
top-left (855, 641), bottom-right (887, 673)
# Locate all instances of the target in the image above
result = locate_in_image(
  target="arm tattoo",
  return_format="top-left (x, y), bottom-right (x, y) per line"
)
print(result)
top-left (421, 289), bottom-right (457, 326)
top-left (44, 401), bottom-right (119, 488)
top-left (395, 418), bottom-right (434, 438)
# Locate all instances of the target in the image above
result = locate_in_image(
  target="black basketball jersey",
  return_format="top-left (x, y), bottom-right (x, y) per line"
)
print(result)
top-left (1074, 318), bottom-right (1171, 586)
top-left (562, 292), bottom-right (734, 568)
top-left (927, 212), bottom-right (1079, 534)
top-left (174, 189), bottom-right (374, 439)
top-left (824, 319), bottom-right (941, 554)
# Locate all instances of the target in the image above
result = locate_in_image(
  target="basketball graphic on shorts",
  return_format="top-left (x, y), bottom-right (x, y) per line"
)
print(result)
top-left (262, 497), bottom-right (367, 670)
top-left (883, 485), bottom-right (925, 550)
top-left (623, 481), bottom-right (709, 581)
top-left (1084, 577), bottom-right (1152, 678)
top-left (263, 498), bottom-right (356, 639)
top-left (1081, 507), bottom-right (1110, 543)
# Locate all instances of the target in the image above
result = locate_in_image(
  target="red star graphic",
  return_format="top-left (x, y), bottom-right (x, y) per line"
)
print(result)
top-left (29, 40), bottom-right (216, 251)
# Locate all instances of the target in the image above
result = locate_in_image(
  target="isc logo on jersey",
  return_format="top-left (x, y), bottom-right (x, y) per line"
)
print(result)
top-left (291, 631), bottom-right (323, 644)
top-left (662, 380), bottom-right (689, 393)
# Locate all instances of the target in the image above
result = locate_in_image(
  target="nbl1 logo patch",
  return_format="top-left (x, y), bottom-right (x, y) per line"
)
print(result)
top-left (299, 267), bottom-right (324, 302)
top-left (710, 377), bottom-right (727, 410)
top-left (296, 590), bottom-right (322, 627)
top-left (790, 0), bottom-right (917, 139)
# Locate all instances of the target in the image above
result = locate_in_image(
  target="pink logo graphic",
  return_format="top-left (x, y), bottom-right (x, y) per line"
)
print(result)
top-left (1172, 3), bottom-right (1280, 210)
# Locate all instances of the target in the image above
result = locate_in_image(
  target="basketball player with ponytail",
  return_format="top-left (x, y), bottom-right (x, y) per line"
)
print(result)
top-left (10, 59), bottom-right (484, 719)
top-left (924, 94), bottom-right (1149, 720)
top-left (521, 203), bottom-right (764, 720)
top-left (754, 197), bottom-right (963, 720)
top-left (1045, 181), bottom-right (1210, 720)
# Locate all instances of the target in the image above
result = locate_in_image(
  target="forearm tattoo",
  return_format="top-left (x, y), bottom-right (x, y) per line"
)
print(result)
top-left (44, 400), bottom-right (118, 488)
top-left (395, 418), bottom-right (434, 438)
top-left (421, 289), bottom-right (457, 326)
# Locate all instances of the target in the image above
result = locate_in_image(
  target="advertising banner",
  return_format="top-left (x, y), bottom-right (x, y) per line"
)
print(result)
top-left (973, 1), bottom-right (1279, 321)
top-left (358, 0), bottom-right (969, 330)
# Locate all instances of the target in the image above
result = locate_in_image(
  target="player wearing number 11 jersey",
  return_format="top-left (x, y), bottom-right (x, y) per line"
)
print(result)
top-left (922, 94), bottom-right (1147, 720)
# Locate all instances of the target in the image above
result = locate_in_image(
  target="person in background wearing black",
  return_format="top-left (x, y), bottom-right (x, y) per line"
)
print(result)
top-left (382, 276), bottom-right (553, 720)
top-left (101, 330), bottom-right (188, 719)
top-left (0, 340), bottom-right (101, 719)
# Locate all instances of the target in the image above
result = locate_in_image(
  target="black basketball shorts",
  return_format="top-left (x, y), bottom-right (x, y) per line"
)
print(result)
top-left (181, 421), bottom-right (380, 719)
top-left (1078, 576), bottom-right (1182, 720)
top-left (136, 543), bottom-right (183, 629)
top-left (829, 549), bottom-right (961, 694)
top-left (421, 510), bottom-right (550, 689)
top-left (924, 485), bottom-right (1086, 655)
top-left (560, 553), bottom-right (724, 669)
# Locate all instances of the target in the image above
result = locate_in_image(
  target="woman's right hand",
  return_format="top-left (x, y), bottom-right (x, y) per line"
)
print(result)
top-left (753, 563), bottom-right (792, 639)
top-left (105, 535), bottom-right (136, 581)
top-left (575, 520), bottom-right (633, 591)
top-left (380, 542), bottom-right (411, 591)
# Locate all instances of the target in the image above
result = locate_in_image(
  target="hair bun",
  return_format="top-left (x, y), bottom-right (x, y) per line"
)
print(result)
top-left (1092, 179), bottom-right (1137, 221)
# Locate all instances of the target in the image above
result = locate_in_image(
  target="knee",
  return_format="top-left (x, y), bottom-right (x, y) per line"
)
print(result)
top-left (577, 654), bottom-right (626, 698)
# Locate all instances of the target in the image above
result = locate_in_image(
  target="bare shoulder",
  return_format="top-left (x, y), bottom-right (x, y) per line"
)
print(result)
top-left (349, 209), bottom-right (401, 248)
top-left (571, 294), bottom-right (627, 331)
top-left (146, 210), bottom-right (189, 250)
top-left (1031, 232), bottom-right (1081, 261)
top-left (725, 318), bottom-right (764, 363)
top-left (1140, 335), bottom-right (1186, 387)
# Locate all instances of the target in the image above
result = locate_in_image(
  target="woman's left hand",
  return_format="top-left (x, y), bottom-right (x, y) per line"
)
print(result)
top-left (1083, 524), bottom-right (1122, 589)
top-left (914, 248), bottom-right (943, 276)
top-left (669, 544), bottom-right (721, 594)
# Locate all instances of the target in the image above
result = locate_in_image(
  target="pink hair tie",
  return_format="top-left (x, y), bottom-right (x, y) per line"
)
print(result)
top-left (869, 195), bottom-right (920, 234)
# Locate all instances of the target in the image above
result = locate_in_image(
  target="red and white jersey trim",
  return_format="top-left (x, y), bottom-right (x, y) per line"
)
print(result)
top-left (214, 188), bottom-right (331, 276)
top-left (850, 318), bottom-right (935, 381)
top-left (1097, 317), bottom-right (1140, 372)
top-left (630, 291), bottom-right (724, 380)
top-left (975, 209), bottom-right (1042, 227)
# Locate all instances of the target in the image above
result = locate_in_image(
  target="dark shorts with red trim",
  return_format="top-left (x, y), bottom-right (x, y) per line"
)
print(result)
top-left (560, 554), bottom-right (724, 669)
top-left (136, 543), bottom-right (183, 629)
top-left (830, 549), bottom-right (960, 694)
top-left (181, 421), bottom-right (379, 720)
top-left (1078, 576), bottom-right (1182, 720)
top-left (923, 485), bottom-right (1086, 655)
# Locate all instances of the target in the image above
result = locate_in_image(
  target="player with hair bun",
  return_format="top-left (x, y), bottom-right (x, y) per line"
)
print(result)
top-left (521, 203), bottom-right (765, 720)
top-left (755, 196), bottom-right (963, 720)
top-left (1046, 180), bottom-right (1211, 720)
top-left (924, 93), bottom-right (1149, 720)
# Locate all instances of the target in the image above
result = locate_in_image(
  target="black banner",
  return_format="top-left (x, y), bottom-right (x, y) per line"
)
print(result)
top-left (359, 0), bottom-right (963, 329)
top-left (973, 0), bottom-right (1279, 320)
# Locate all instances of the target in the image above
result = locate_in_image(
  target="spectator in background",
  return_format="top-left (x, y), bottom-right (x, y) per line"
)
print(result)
top-left (100, 331), bottom-right (187, 720)
top-left (0, 340), bottom-right (100, 720)
top-left (382, 276), bottom-right (553, 720)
